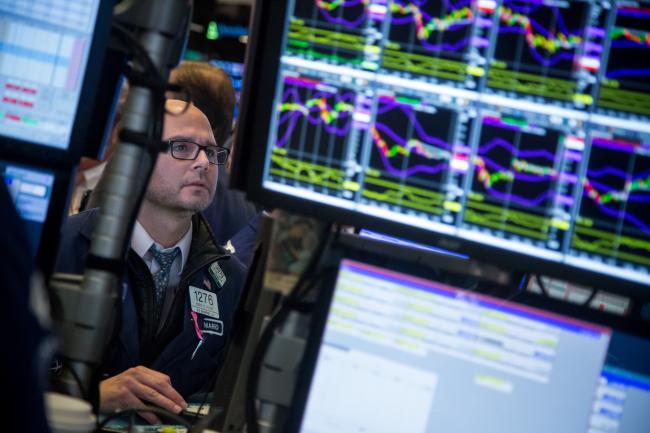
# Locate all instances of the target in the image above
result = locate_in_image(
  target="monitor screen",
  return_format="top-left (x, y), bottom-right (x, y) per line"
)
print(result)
top-left (238, 0), bottom-right (650, 289)
top-left (0, 0), bottom-right (102, 150)
top-left (1, 160), bottom-right (54, 256)
top-left (295, 258), bottom-right (611, 433)
top-left (590, 366), bottom-right (650, 433)
top-left (210, 59), bottom-right (245, 120)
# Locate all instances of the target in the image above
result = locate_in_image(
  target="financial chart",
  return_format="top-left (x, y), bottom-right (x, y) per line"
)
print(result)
top-left (261, 0), bottom-right (650, 286)
top-left (483, 0), bottom-right (600, 106)
top-left (383, 0), bottom-right (484, 88)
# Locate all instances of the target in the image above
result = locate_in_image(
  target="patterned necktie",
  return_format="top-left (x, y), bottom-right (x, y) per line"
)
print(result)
top-left (149, 244), bottom-right (181, 308)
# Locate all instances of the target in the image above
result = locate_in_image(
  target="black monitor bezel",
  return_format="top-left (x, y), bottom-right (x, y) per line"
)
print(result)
top-left (36, 165), bottom-right (74, 278)
top-left (0, 0), bottom-right (115, 166)
top-left (233, 0), bottom-right (650, 298)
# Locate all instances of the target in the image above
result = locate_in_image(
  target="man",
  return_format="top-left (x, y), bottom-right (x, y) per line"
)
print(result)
top-left (86, 61), bottom-right (260, 265)
top-left (55, 100), bottom-right (246, 423)
top-left (168, 62), bottom-right (260, 255)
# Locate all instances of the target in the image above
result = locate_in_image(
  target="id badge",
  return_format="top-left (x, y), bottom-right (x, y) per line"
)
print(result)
top-left (189, 285), bottom-right (220, 319)
top-left (209, 262), bottom-right (227, 288)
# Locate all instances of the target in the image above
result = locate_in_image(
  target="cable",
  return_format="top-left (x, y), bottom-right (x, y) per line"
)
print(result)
top-left (187, 406), bottom-right (224, 433)
top-left (535, 274), bottom-right (599, 307)
top-left (192, 390), bottom-right (211, 425)
top-left (245, 222), bottom-right (334, 433)
top-left (51, 360), bottom-right (88, 403)
top-left (534, 274), bottom-right (551, 298)
top-left (289, 223), bottom-right (337, 301)
top-left (185, 367), bottom-right (219, 432)
top-left (244, 299), bottom-right (290, 433)
top-left (582, 287), bottom-right (599, 307)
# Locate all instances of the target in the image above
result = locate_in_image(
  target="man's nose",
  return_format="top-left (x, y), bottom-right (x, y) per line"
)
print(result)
top-left (192, 148), bottom-right (211, 169)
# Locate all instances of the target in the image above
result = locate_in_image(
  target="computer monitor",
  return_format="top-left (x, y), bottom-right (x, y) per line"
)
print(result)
top-left (233, 0), bottom-right (650, 293)
top-left (0, 0), bottom-right (113, 165)
top-left (0, 0), bottom-right (113, 274)
top-left (288, 256), bottom-right (612, 433)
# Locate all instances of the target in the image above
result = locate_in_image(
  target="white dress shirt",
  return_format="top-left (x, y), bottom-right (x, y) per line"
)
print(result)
top-left (131, 221), bottom-right (192, 328)
top-left (69, 162), bottom-right (106, 214)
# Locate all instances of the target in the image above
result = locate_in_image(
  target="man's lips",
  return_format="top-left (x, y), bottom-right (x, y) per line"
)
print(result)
top-left (184, 181), bottom-right (208, 189)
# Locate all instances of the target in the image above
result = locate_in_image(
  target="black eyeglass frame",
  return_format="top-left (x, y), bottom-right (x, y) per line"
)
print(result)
top-left (167, 139), bottom-right (230, 165)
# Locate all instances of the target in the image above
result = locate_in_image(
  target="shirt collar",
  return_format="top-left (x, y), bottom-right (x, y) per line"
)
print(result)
top-left (132, 220), bottom-right (192, 273)
top-left (82, 161), bottom-right (106, 188)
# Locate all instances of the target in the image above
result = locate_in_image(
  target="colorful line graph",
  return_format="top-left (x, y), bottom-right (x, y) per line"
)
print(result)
top-left (597, 4), bottom-right (650, 116)
top-left (269, 75), bottom-right (359, 196)
top-left (383, 0), bottom-right (480, 83)
top-left (362, 172), bottom-right (446, 215)
top-left (496, 5), bottom-right (583, 67)
top-left (606, 27), bottom-right (650, 79)
top-left (270, 150), bottom-right (346, 190)
top-left (571, 224), bottom-right (650, 267)
top-left (578, 137), bottom-right (650, 234)
top-left (288, 0), bottom-right (381, 70)
top-left (369, 95), bottom-right (453, 179)
top-left (485, 0), bottom-right (595, 105)
top-left (389, 0), bottom-right (475, 52)
top-left (463, 115), bottom-right (566, 242)
top-left (314, 0), bottom-right (369, 28)
top-left (381, 48), bottom-right (471, 80)
top-left (275, 77), bottom-right (354, 150)
top-left (464, 199), bottom-right (551, 240)
top-left (362, 94), bottom-right (461, 217)
top-left (583, 174), bottom-right (650, 206)
top-left (568, 132), bottom-right (650, 271)
top-left (471, 130), bottom-right (560, 207)
top-left (287, 19), bottom-right (372, 65)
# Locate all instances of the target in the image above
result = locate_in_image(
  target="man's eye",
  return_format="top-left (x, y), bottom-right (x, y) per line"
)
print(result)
top-left (204, 147), bottom-right (217, 157)
top-left (173, 143), bottom-right (190, 152)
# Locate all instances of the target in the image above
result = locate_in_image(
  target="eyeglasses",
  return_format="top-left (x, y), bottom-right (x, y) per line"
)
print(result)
top-left (168, 139), bottom-right (229, 165)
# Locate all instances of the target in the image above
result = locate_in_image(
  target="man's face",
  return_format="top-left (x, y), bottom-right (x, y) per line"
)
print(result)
top-left (145, 100), bottom-right (218, 214)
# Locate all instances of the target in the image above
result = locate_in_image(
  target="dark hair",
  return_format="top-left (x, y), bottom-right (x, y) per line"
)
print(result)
top-left (169, 61), bottom-right (236, 147)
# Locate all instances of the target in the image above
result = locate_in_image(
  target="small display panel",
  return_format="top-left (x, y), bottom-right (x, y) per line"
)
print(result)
top-left (1, 160), bottom-right (54, 256)
top-left (589, 367), bottom-right (650, 433)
